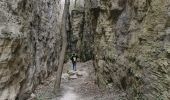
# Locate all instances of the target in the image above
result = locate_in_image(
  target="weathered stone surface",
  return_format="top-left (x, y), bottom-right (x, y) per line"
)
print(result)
top-left (70, 74), bottom-right (78, 79)
top-left (70, 0), bottom-right (84, 12)
top-left (1, 0), bottom-right (170, 99)
top-left (62, 73), bottom-right (70, 80)
top-left (70, 10), bottom-right (84, 54)
top-left (90, 0), bottom-right (170, 99)
top-left (68, 0), bottom-right (97, 61)
top-left (0, 0), bottom-right (64, 99)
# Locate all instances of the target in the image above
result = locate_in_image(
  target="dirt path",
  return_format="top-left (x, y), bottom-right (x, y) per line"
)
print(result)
top-left (32, 61), bottom-right (117, 100)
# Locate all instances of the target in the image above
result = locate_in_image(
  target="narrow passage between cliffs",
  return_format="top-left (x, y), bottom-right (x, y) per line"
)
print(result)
top-left (32, 61), bottom-right (115, 100)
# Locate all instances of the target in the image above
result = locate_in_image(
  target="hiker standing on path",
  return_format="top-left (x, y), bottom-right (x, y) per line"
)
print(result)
top-left (71, 53), bottom-right (78, 71)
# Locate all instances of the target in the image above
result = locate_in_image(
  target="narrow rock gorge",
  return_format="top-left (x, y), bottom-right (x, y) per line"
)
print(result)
top-left (0, 0), bottom-right (170, 100)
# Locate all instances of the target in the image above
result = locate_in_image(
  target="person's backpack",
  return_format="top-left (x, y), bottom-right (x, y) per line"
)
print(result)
top-left (73, 56), bottom-right (76, 62)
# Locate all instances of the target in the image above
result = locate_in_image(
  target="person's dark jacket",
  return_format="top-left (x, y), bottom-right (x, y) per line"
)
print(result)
top-left (71, 55), bottom-right (78, 63)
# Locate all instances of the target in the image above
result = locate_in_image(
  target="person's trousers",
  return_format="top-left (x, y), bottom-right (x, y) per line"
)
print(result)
top-left (73, 63), bottom-right (76, 71)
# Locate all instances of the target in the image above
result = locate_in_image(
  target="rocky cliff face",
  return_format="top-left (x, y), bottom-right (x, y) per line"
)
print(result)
top-left (68, 0), bottom-right (94, 61)
top-left (69, 0), bottom-right (170, 99)
top-left (1, 0), bottom-right (170, 99)
top-left (90, 0), bottom-right (170, 99)
top-left (0, 0), bottom-right (64, 99)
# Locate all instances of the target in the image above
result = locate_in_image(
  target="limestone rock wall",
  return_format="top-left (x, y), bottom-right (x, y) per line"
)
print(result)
top-left (92, 0), bottom-right (170, 99)
top-left (69, 0), bottom-right (96, 61)
top-left (1, 0), bottom-right (170, 99)
top-left (0, 0), bottom-right (64, 99)
top-left (70, 10), bottom-right (84, 55)
top-left (70, 0), bottom-right (84, 12)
